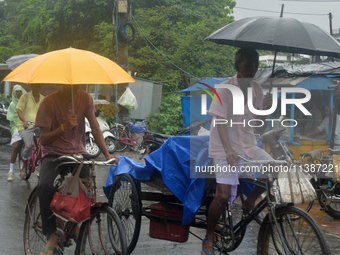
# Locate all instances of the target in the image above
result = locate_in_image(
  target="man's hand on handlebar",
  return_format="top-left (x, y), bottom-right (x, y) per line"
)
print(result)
top-left (107, 155), bottom-right (119, 164)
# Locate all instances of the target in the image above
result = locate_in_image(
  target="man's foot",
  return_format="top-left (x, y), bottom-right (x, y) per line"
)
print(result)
top-left (201, 238), bottom-right (214, 255)
top-left (40, 246), bottom-right (58, 255)
top-left (20, 170), bottom-right (27, 179)
top-left (7, 172), bottom-right (14, 181)
top-left (39, 234), bottom-right (58, 255)
top-left (242, 201), bottom-right (264, 225)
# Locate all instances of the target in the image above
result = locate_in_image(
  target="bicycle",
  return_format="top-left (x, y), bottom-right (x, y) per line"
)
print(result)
top-left (108, 156), bottom-right (330, 254)
top-left (300, 147), bottom-right (340, 218)
top-left (110, 122), bottom-right (148, 152)
top-left (18, 121), bottom-right (43, 180)
top-left (24, 154), bottom-right (128, 255)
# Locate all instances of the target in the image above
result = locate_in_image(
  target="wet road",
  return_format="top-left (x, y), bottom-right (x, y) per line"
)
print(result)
top-left (0, 143), bottom-right (339, 254)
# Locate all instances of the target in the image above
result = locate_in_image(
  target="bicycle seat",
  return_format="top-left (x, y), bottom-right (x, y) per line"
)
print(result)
top-left (300, 149), bottom-right (321, 157)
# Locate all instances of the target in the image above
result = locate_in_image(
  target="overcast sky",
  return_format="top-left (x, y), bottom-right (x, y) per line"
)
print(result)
top-left (233, 0), bottom-right (340, 34)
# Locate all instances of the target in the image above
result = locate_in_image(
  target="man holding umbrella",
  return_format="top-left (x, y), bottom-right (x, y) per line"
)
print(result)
top-left (202, 47), bottom-right (272, 255)
top-left (35, 85), bottom-right (118, 255)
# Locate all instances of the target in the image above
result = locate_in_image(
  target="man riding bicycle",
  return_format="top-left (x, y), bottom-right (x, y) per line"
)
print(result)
top-left (16, 84), bottom-right (44, 179)
top-left (202, 48), bottom-right (273, 255)
top-left (35, 84), bottom-right (118, 255)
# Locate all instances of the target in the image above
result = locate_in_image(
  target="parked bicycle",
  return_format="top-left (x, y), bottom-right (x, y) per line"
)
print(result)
top-left (300, 148), bottom-right (340, 218)
top-left (18, 121), bottom-right (43, 180)
top-left (110, 122), bottom-right (148, 152)
top-left (108, 156), bottom-right (330, 254)
top-left (24, 154), bottom-right (127, 255)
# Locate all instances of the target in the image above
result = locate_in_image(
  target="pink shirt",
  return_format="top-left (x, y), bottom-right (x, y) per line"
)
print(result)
top-left (35, 90), bottom-right (95, 156)
top-left (208, 75), bottom-right (264, 159)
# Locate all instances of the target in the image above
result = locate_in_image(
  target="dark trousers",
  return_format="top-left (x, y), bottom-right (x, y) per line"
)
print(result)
top-left (38, 155), bottom-right (90, 236)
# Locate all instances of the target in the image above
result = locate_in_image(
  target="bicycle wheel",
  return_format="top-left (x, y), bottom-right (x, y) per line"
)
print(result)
top-left (23, 187), bottom-right (46, 255)
top-left (76, 205), bottom-right (127, 255)
top-left (105, 137), bottom-right (116, 154)
top-left (112, 128), bottom-right (129, 152)
top-left (108, 174), bottom-right (141, 254)
top-left (318, 185), bottom-right (340, 218)
top-left (85, 139), bottom-right (101, 158)
top-left (0, 128), bottom-right (11, 144)
top-left (257, 206), bottom-right (330, 255)
top-left (296, 200), bottom-right (314, 213)
top-left (25, 159), bottom-right (33, 180)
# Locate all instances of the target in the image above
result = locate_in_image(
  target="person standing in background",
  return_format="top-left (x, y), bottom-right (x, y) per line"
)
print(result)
top-left (6, 85), bottom-right (27, 181)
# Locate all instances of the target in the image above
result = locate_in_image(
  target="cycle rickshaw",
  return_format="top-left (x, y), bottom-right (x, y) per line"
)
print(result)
top-left (105, 136), bottom-right (330, 255)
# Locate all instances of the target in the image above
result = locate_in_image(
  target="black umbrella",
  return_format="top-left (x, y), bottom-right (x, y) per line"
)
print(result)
top-left (206, 16), bottom-right (340, 58)
top-left (205, 16), bottom-right (340, 92)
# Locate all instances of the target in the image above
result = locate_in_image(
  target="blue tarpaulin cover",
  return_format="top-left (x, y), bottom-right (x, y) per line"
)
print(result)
top-left (104, 136), bottom-right (210, 225)
top-left (104, 136), bottom-right (264, 225)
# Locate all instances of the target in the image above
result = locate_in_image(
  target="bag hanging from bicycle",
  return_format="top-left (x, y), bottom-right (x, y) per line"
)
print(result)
top-left (50, 161), bottom-right (93, 223)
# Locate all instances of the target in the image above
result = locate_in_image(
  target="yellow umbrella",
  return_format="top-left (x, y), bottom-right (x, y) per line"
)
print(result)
top-left (3, 47), bottom-right (135, 111)
top-left (3, 47), bottom-right (135, 85)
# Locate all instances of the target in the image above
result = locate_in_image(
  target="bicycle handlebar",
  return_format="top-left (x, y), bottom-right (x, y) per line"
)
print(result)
top-left (237, 155), bottom-right (288, 165)
top-left (325, 148), bottom-right (340, 153)
top-left (52, 154), bottom-right (116, 165)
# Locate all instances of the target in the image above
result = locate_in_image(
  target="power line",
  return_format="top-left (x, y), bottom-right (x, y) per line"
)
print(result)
top-left (131, 14), bottom-right (199, 80)
top-left (156, 0), bottom-right (229, 76)
top-left (234, 6), bottom-right (328, 16)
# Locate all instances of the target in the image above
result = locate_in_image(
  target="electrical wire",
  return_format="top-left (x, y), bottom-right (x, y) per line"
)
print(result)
top-left (156, 0), bottom-right (230, 76)
top-left (234, 6), bottom-right (328, 16)
top-left (131, 14), bottom-right (199, 80)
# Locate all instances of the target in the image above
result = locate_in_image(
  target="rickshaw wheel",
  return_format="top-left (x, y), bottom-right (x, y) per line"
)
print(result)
top-left (108, 173), bottom-right (142, 254)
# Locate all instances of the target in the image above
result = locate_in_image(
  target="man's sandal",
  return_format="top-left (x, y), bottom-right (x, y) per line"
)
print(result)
top-left (202, 239), bottom-right (215, 255)
top-left (41, 246), bottom-right (58, 255)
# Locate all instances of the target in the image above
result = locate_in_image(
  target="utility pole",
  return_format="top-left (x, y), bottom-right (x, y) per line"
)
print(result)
top-left (114, 0), bottom-right (131, 123)
top-left (329, 12), bottom-right (333, 36)
top-left (280, 4), bottom-right (284, 18)
top-left (116, 0), bottom-right (129, 71)
top-left (329, 12), bottom-right (334, 62)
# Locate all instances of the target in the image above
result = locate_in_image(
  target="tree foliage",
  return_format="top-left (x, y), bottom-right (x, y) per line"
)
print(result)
top-left (1, 0), bottom-right (237, 130)
top-left (146, 93), bottom-right (184, 134)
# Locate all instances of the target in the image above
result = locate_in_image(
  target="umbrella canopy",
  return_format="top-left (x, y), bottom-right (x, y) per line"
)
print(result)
top-left (3, 48), bottom-right (135, 85)
top-left (205, 16), bottom-right (340, 58)
top-left (5, 54), bottom-right (39, 70)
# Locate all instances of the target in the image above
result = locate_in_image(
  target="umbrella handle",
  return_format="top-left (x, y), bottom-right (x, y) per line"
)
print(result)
top-left (71, 85), bottom-right (74, 113)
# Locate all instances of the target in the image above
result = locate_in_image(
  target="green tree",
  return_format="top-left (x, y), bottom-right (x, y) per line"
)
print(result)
top-left (147, 93), bottom-right (184, 134)
top-left (128, 0), bottom-right (236, 92)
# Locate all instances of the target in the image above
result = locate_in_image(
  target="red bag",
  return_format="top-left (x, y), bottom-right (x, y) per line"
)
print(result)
top-left (50, 162), bottom-right (92, 223)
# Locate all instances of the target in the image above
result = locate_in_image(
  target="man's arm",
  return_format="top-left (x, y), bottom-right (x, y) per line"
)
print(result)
top-left (216, 116), bottom-right (238, 167)
top-left (18, 109), bottom-right (28, 129)
top-left (87, 114), bottom-right (111, 160)
top-left (39, 113), bottom-right (78, 146)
